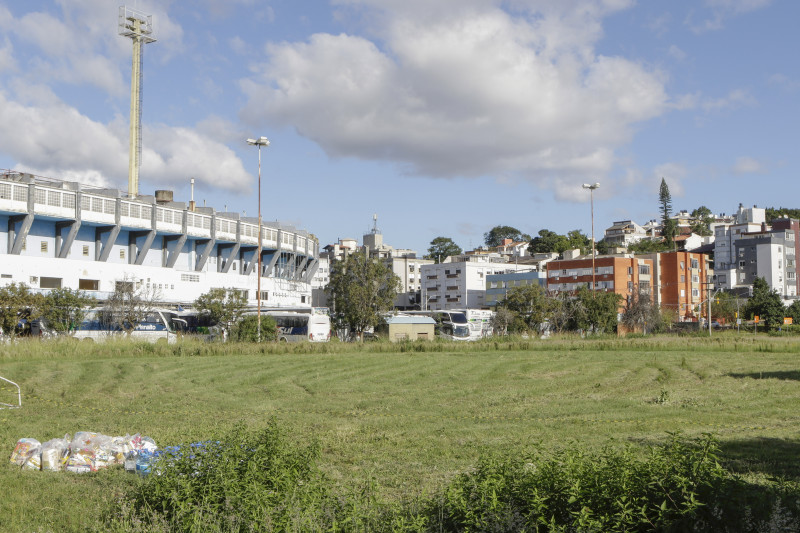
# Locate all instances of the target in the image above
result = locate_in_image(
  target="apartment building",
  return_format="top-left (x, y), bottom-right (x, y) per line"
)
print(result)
top-left (420, 254), bottom-right (530, 310)
top-left (485, 270), bottom-right (547, 307)
top-left (603, 220), bottom-right (649, 246)
top-left (545, 254), bottom-right (654, 310)
top-left (714, 205), bottom-right (766, 290)
top-left (643, 251), bottom-right (712, 321)
top-left (733, 229), bottom-right (797, 298)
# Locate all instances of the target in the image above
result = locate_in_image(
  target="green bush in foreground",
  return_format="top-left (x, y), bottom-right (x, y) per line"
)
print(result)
top-left (426, 433), bottom-right (800, 532)
top-left (104, 426), bottom-right (800, 532)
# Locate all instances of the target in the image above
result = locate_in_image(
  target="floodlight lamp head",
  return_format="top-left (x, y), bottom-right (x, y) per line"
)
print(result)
top-left (582, 183), bottom-right (591, 188)
top-left (246, 136), bottom-right (270, 147)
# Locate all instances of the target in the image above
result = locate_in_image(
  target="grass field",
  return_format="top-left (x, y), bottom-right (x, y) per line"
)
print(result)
top-left (2, 334), bottom-right (800, 531)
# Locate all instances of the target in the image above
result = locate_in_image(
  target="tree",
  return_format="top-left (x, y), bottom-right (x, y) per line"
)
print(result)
top-left (425, 237), bottom-right (462, 263)
top-left (690, 206), bottom-right (714, 237)
top-left (621, 292), bottom-right (662, 334)
top-left (501, 284), bottom-right (550, 333)
top-left (0, 283), bottom-right (43, 337)
top-left (528, 229), bottom-right (591, 256)
top-left (571, 286), bottom-right (621, 334)
top-left (765, 207), bottom-right (800, 221)
top-left (528, 229), bottom-right (568, 255)
top-left (744, 277), bottom-right (785, 330)
top-left (104, 277), bottom-right (161, 337)
top-left (659, 178), bottom-right (676, 244)
top-left (710, 291), bottom-right (738, 324)
top-left (627, 239), bottom-right (672, 254)
top-left (484, 225), bottom-right (531, 248)
top-left (490, 307), bottom-right (514, 336)
top-left (232, 315), bottom-right (278, 342)
top-left (195, 288), bottom-right (249, 341)
top-left (547, 291), bottom-right (579, 333)
top-left (566, 230), bottom-right (591, 254)
top-left (41, 287), bottom-right (96, 334)
top-left (786, 299), bottom-right (800, 325)
top-left (595, 239), bottom-right (610, 255)
top-left (327, 253), bottom-right (401, 340)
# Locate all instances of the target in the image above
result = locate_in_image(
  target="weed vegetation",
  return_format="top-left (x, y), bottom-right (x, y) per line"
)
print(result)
top-left (2, 334), bottom-right (800, 531)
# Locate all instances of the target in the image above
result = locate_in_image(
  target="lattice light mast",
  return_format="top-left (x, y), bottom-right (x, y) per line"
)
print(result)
top-left (119, 6), bottom-right (156, 198)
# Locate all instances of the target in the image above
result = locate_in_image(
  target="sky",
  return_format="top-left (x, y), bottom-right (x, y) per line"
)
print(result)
top-left (0, 0), bottom-right (797, 255)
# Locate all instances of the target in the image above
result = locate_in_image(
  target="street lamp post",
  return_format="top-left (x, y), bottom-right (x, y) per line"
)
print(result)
top-left (582, 183), bottom-right (600, 293)
top-left (246, 136), bottom-right (270, 342)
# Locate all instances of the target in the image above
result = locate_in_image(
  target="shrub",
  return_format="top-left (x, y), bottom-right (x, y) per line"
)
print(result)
top-left (113, 421), bottom-right (343, 531)
top-left (231, 315), bottom-right (277, 342)
top-left (423, 434), bottom-right (800, 532)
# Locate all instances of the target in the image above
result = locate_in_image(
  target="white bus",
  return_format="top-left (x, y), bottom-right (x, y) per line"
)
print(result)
top-left (402, 310), bottom-right (472, 341)
top-left (451, 309), bottom-right (495, 339)
top-left (71, 308), bottom-right (180, 344)
top-left (265, 311), bottom-right (331, 342)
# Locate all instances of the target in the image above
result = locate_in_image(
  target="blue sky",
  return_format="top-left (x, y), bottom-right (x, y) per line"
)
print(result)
top-left (0, 0), bottom-right (797, 255)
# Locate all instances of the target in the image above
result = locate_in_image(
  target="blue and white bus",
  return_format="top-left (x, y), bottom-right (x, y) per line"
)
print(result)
top-left (71, 308), bottom-right (180, 344)
top-left (266, 311), bottom-right (331, 342)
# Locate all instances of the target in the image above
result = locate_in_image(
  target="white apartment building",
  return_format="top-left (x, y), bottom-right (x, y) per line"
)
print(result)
top-left (420, 254), bottom-right (531, 310)
top-left (714, 204), bottom-right (767, 290)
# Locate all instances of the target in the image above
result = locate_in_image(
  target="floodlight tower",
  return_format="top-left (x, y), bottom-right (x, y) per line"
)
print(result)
top-left (119, 6), bottom-right (156, 198)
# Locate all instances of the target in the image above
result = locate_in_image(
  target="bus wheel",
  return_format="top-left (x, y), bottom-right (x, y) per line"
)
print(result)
top-left (82, 338), bottom-right (94, 343)
top-left (156, 338), bottom-right (168, 346)
top-left (279, 337), bottom-right (288, 343)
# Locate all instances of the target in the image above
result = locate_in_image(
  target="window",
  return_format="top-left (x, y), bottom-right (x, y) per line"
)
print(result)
top-left (41, 241), bottom-right (48, 253)
top-left (120, 249), bottom-right (126, 259)
top-left (691, 288), bottom-right (700, 298)
top-left (78, 279), bottom-right (99, 291)
top-left (627, 267), bottom-right (633, 275)
top-left (82, 245), bottom-right (89, 256)
top-left (681, 275), bottom-right (685, 282)
top-left (40, 277), bottom-right (61, 289)
top-left (739, 261), bottom-right (745, 268)
top-left (681, 289), bottom-right (685, 297)
top-left (680, 261), bottom-right (685, 270)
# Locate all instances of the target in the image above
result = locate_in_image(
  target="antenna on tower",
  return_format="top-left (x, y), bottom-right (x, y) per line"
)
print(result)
top-left (119, 5), bottom-right (156, 198)
top-left (371, 213), bottom-right (380, 234)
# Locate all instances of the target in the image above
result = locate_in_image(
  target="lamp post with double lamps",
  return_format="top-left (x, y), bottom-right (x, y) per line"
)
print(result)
top-left (246, 136), bottom-right (270, 342)
top-left (582, 183), bottom-right (600, 293)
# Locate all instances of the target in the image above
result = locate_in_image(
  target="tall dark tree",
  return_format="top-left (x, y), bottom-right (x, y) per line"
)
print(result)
top-left (484, 225), bottom-right (531, 247)
top-left (327, 252), bottom-right (400, 340)
top-left (659, 178), bottom-right (676, 243)
top-left (744, 277), bottom-right (786, 330)
top-left (425, 237), bottom-right (462, 263)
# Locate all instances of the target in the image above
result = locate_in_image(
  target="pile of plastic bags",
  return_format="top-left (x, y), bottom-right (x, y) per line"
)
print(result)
top-left (10, 432), bottom-right (158, 474)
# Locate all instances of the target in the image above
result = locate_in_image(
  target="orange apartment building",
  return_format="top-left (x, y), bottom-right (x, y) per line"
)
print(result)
top-left (643, 251), bottom-right (713, 322)
top-left (545, 255), bottom-right (654, 310)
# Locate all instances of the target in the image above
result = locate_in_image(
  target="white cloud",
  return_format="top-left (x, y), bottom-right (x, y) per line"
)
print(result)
top-left (0, 90), bottom-right (251, 193)
top-left (241, 1), bottom-right (667, 186)
top-left (688, 0), bottom-right (772, 33)
top-left (701, 89), bottom-right (756, 112)
top-left (732, 156), bottom-right (766, 175)
top-left (667, 45), bottom-right (686, 61)
top-left (768, 73), bottom-right (800, 92)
